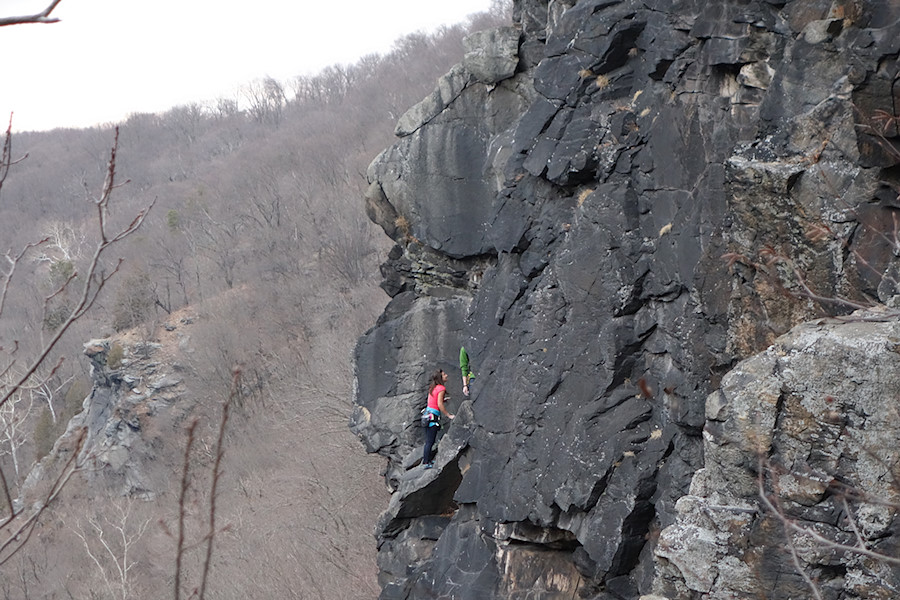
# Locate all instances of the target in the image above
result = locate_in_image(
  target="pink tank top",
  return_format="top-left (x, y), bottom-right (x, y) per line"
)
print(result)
top-left (427, 384), bottom-right (445, 410)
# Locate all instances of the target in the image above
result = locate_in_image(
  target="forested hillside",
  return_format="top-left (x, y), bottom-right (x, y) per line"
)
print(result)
top-left (0, 3), bottom-right (509, 598)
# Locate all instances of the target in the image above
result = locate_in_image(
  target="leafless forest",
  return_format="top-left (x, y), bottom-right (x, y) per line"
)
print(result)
top-left (0, 3), bottom-right (509, 598)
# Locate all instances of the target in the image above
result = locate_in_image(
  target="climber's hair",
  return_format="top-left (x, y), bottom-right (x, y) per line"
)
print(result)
top-left (429, 370), bottom-right (445, 393)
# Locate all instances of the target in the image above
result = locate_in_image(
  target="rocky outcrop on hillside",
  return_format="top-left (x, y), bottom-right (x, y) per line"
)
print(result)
top-left (22, 320), bottom-right (196, 505)
top-left (352, 1), bottom-right (900, 598)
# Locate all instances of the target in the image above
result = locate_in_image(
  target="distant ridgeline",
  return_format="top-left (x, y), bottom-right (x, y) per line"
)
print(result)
top-left (351, 1), bottom-right (900, 599)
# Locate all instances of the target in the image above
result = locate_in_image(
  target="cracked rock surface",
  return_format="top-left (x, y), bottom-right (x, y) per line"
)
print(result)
top-left (352, 1), bottom-right (900, 598)
top-left (655, 312), bottom-right (900, 599)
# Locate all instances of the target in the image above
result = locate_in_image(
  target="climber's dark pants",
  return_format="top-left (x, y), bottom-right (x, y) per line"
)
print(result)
top-left (423, 425), bottom-right (439, 464)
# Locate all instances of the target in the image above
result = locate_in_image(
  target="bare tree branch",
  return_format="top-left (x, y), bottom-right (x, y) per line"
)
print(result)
top-left (0, 127), bottom-right (154, 413)
top-left (171, 370), bottom-right (238, 600)
top-left (0, 0), bottom-right (64, 27)
top-left (174, 418), bottom-right (197, 600)
top-left (0, 116), bottom-right (30, 200)
top-left (198, 367), bottom-right (238, 600)
top-left (0, 428), bottom-right (86, 565)
top-left (0, 239), bottom-right (48, 320)
top-left (758, 459), bottom-right (900, 567)
top-left (786, 534), bottom-right (824, 600)
top-left (0, 125), bottom-right (152, 568)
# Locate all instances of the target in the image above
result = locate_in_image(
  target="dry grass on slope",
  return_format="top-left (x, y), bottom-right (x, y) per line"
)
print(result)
top-left (4, 260), bottom-right (389, 600)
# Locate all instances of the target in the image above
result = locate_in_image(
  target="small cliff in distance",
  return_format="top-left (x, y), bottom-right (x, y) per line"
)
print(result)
top-left (352, 1), bottom-right (900, 598)
top-left (15, 300), bottom-right (385, 598)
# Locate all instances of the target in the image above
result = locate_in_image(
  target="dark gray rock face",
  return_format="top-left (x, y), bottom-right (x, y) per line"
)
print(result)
top-left (352, 2), bottom-right (900, 598)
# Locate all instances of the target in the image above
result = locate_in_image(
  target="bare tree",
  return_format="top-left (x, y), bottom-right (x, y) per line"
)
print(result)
top-left (151, 237), bottom-right (192, 308)
top-left (212, 96), bottom-right (240, 120)
top-left (321, 210), bottom-right (376, 285)
top-left (164, 103), bottom-right (208, 146)
top-left (170, 369), bottom-right (238, 600)
top-left (70, 498), bottom-right (151, 600)
top-left (184, 206), bottom-right (243, 289)
top-left (33, 372), bottom-right (73, 426)
top-left (243, 77), bottom-right (286, 126)
top-left (0, 364), bottom-right (72, 483)
top-left (110, 269), bottom-right (157, 332)
top-left (37, 221), bottom-right (85, 265)
top-left (0, 372), bottom-right (33, 481)
top-left (0, 125), bottom-right (152, 566)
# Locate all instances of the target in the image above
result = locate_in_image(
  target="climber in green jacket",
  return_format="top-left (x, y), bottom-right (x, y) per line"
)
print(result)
top-left (459, 346), bottom-right (475, 397)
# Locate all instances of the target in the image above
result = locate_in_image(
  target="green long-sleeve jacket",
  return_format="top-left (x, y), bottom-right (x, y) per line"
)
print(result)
top-left (459, 346), bottom-right (474, 382)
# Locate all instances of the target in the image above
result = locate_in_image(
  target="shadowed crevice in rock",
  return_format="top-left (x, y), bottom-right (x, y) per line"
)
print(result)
top-left (397, 458), bottom-right (464, 520)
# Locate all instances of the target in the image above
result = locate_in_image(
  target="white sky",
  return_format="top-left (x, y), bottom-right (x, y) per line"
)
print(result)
top-left (0, 0), bottom-right (495, 132)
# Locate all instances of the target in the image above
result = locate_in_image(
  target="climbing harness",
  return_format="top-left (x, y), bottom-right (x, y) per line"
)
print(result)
top-left (420, 406), bottom-right (441, 428)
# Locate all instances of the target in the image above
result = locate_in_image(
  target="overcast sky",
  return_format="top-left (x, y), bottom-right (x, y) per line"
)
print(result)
top-left (0, 0), bottom-right (495, 132)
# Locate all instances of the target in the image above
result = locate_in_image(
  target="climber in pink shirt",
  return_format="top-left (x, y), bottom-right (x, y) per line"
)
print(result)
top-left (422, 369), bottom-right (454, 469)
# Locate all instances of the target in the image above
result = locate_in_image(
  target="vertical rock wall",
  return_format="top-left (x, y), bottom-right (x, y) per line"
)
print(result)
top-left (352, 1), bottom-right (900, 598)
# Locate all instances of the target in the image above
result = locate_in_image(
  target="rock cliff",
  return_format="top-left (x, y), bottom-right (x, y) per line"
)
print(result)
top-left (22, 321), bottom-right (196, 505)
top-left (352, 1), bottom-right (900, 598)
